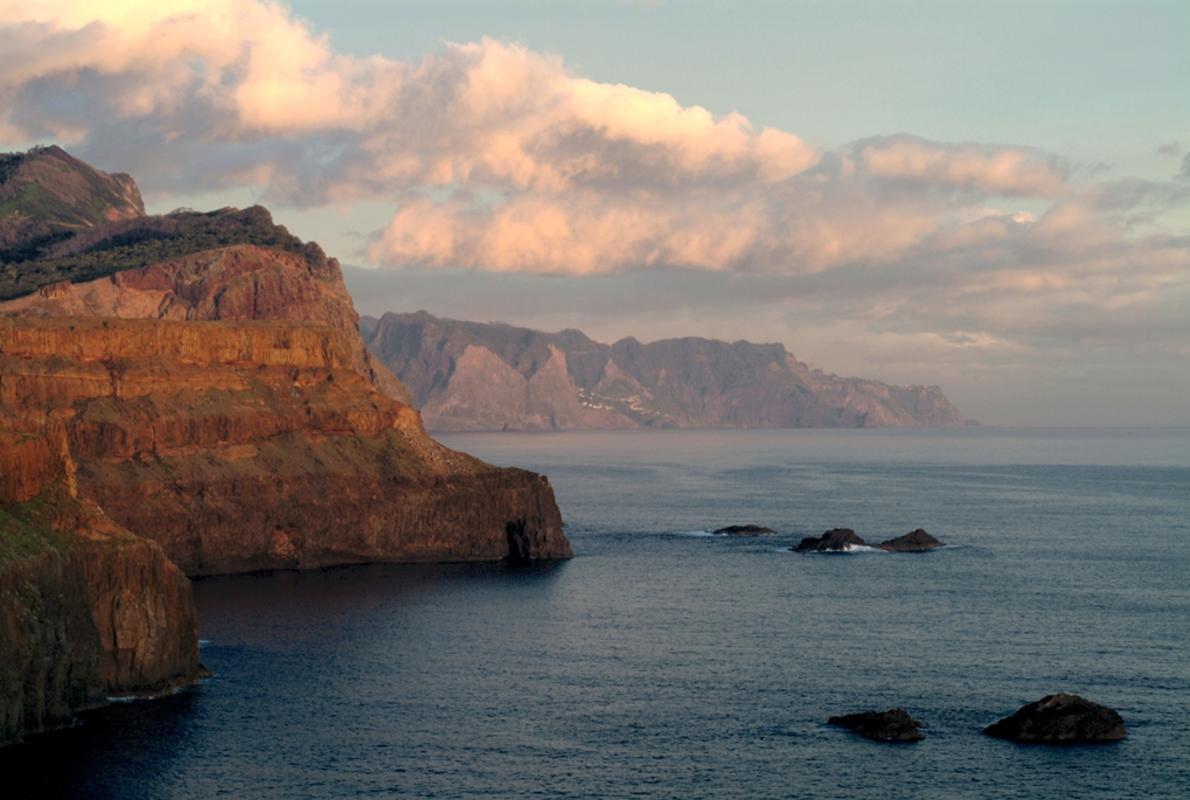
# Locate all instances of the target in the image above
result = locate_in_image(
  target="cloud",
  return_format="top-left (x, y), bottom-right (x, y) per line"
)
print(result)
top-left (1, 0), bottom-right (1117, 274)
top-left (850, 135), bottom-right (1069, 196)
top-left (1157, 141), bottom-right (1182, 157)
top-left (2, 0), bottom-right (1189, 422)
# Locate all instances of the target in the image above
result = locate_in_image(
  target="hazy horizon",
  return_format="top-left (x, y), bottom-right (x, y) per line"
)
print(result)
top-left (3, 0), bottom-right (1187, 426)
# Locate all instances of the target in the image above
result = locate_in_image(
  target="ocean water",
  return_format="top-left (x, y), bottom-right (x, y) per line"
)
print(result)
top-left (5, 428), bottom-right (1190, 799)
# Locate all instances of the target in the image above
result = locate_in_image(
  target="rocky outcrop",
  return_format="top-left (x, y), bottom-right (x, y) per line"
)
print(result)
top-left (361, 310), bottom-right (969, 431)
top-left (0, 458), bottom-right (201, 746)
top-left (828, 708), bottom-right (926, 742)
top-left (984, 694), bottom-right (1126, 743)
top-left (792, 528), bottom-right (945, 552)
top-left (877, 529), bottom-right (944, 552)
top-left (712, 525), bottom-right (776, 536)
top-left (793, 528), bottom-right (868, 552)
top-left (0, 145), bottom-right (144, 269)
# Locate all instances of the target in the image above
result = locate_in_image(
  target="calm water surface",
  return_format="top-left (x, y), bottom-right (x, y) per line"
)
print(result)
top-left (6, 428), bottom-right (1190, 799)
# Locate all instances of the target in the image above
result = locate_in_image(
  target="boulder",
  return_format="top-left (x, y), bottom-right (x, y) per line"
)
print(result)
top-left (877, 528), bottom-right (944, 552)
top-left (828, 708), bottom-right (925, 742)
top-left (712, 524), bottom-right (776, 536)
top-left (793, 528), bottom-right (867, 552)
top-left (984, 694), bottom-right (1126, 743)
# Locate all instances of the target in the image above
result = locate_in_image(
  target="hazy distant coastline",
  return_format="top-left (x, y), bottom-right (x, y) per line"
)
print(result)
top-left (362, 311), bottom-right (969, 432)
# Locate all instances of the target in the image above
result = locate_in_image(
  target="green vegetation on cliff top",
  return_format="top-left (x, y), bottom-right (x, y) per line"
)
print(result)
top-left (0, 206), bottom-right (332, 301)
top-left (1, 146), bottom-right (333, 301)
top-left (0, 491), bottom-right (75, 566)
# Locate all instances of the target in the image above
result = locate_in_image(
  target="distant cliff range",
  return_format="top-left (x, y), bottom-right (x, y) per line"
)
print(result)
top-left (362, 311), bottom-right (971, 431)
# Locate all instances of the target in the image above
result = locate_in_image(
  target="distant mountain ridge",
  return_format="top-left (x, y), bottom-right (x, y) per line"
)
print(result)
top-left (361, 311), bottom-right (969, 431)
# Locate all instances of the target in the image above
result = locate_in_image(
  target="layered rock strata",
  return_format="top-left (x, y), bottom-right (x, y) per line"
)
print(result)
top-left (0, 317), bottom-right (570, 575)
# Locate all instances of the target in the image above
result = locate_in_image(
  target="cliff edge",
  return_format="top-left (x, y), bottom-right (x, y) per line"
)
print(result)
top-left (0, 146), bottom-right (570, 745)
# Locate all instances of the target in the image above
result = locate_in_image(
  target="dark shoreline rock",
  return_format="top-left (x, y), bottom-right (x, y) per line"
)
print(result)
top-left (828, 708), bottom-right (926, 742)
top-left (877, 529), bottom-right (944, 552)
top-left (984, 694), bottom-right (1126, 744)
top-left (793, 528), bottom-right (867, 552)
top-left (712, 524), bottom-right (776, 536)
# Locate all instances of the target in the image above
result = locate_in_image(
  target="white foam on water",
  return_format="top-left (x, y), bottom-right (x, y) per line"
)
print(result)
top-left (672, 529), bottom-right (714, 537)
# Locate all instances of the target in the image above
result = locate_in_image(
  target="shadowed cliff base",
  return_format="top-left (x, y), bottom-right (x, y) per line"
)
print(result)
top-left (0, 473), bottom-right (203, 748)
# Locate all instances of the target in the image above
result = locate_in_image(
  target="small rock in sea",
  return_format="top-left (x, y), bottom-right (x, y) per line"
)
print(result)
top-left (983, 693), bottom-right (1126, 743)
top-left (877, 528), bottom-right (944, 552)
top-left (828, 708), bottom-right (926, 742)
top-left (792, 528), bottom-right (867, 552)
top-left (712, 524), bottom-right (776, 536)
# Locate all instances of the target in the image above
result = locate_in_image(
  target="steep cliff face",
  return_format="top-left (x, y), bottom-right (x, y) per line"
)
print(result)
top-left (362, 311), bottom-right (968, 431)
top-left (0, 447), bottom-right (200, 747)
top-left (0, 315), bottom-right (571, 574)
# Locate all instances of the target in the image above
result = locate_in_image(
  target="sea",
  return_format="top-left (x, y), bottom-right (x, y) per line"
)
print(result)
top-left (5, 428), bottom-right (1189, 799)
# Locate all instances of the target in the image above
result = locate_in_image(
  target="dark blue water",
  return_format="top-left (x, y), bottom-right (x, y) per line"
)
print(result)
top-left (6, 428), bottom-right (1190, 799)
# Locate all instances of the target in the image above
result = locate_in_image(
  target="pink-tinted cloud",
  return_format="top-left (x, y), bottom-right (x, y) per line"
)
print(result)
top-left (850, 135), bottom-right (1069, 196)
top-left (1, 0), bottom-right (1188, 373)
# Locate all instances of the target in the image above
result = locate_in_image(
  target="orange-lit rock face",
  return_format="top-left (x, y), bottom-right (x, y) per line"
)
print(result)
top-left (0, 243), bottom-right (411, 405)
top-left (0, 149), bottom-right (569, 749)
top-left (0, 316), bottom-right (571, 575)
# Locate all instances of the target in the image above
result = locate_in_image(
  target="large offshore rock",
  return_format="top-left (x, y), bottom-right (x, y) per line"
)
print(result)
top-left (984, 694), bottom-right (1126, 744)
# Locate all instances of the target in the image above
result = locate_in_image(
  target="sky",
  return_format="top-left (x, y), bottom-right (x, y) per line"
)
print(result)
top-left (1, 0), bottom-right (1188, 425)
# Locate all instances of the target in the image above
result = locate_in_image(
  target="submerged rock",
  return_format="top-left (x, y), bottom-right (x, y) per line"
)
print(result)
top-left (712, 524), bottom-right (776, 536)
top-left (793, 528), bottom-right (867, 552)
top-left (828, 708), bottom-right (926, 742)
top-left (984, 694), bottom-right (1126, 743)
top-left (877, 528), bottom-right (944, 552)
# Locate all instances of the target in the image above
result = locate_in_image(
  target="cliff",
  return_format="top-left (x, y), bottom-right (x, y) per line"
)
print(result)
top-left (361, 311), bottom-right (968, 431)
top-left (0, 317), bottom-right (569, 573)
top-left (0, 145), bottom-right (570, 572)
top-left (0, 147), bottom-right (570, 745)
top-left (0, 431), bottom-right (201, 747)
